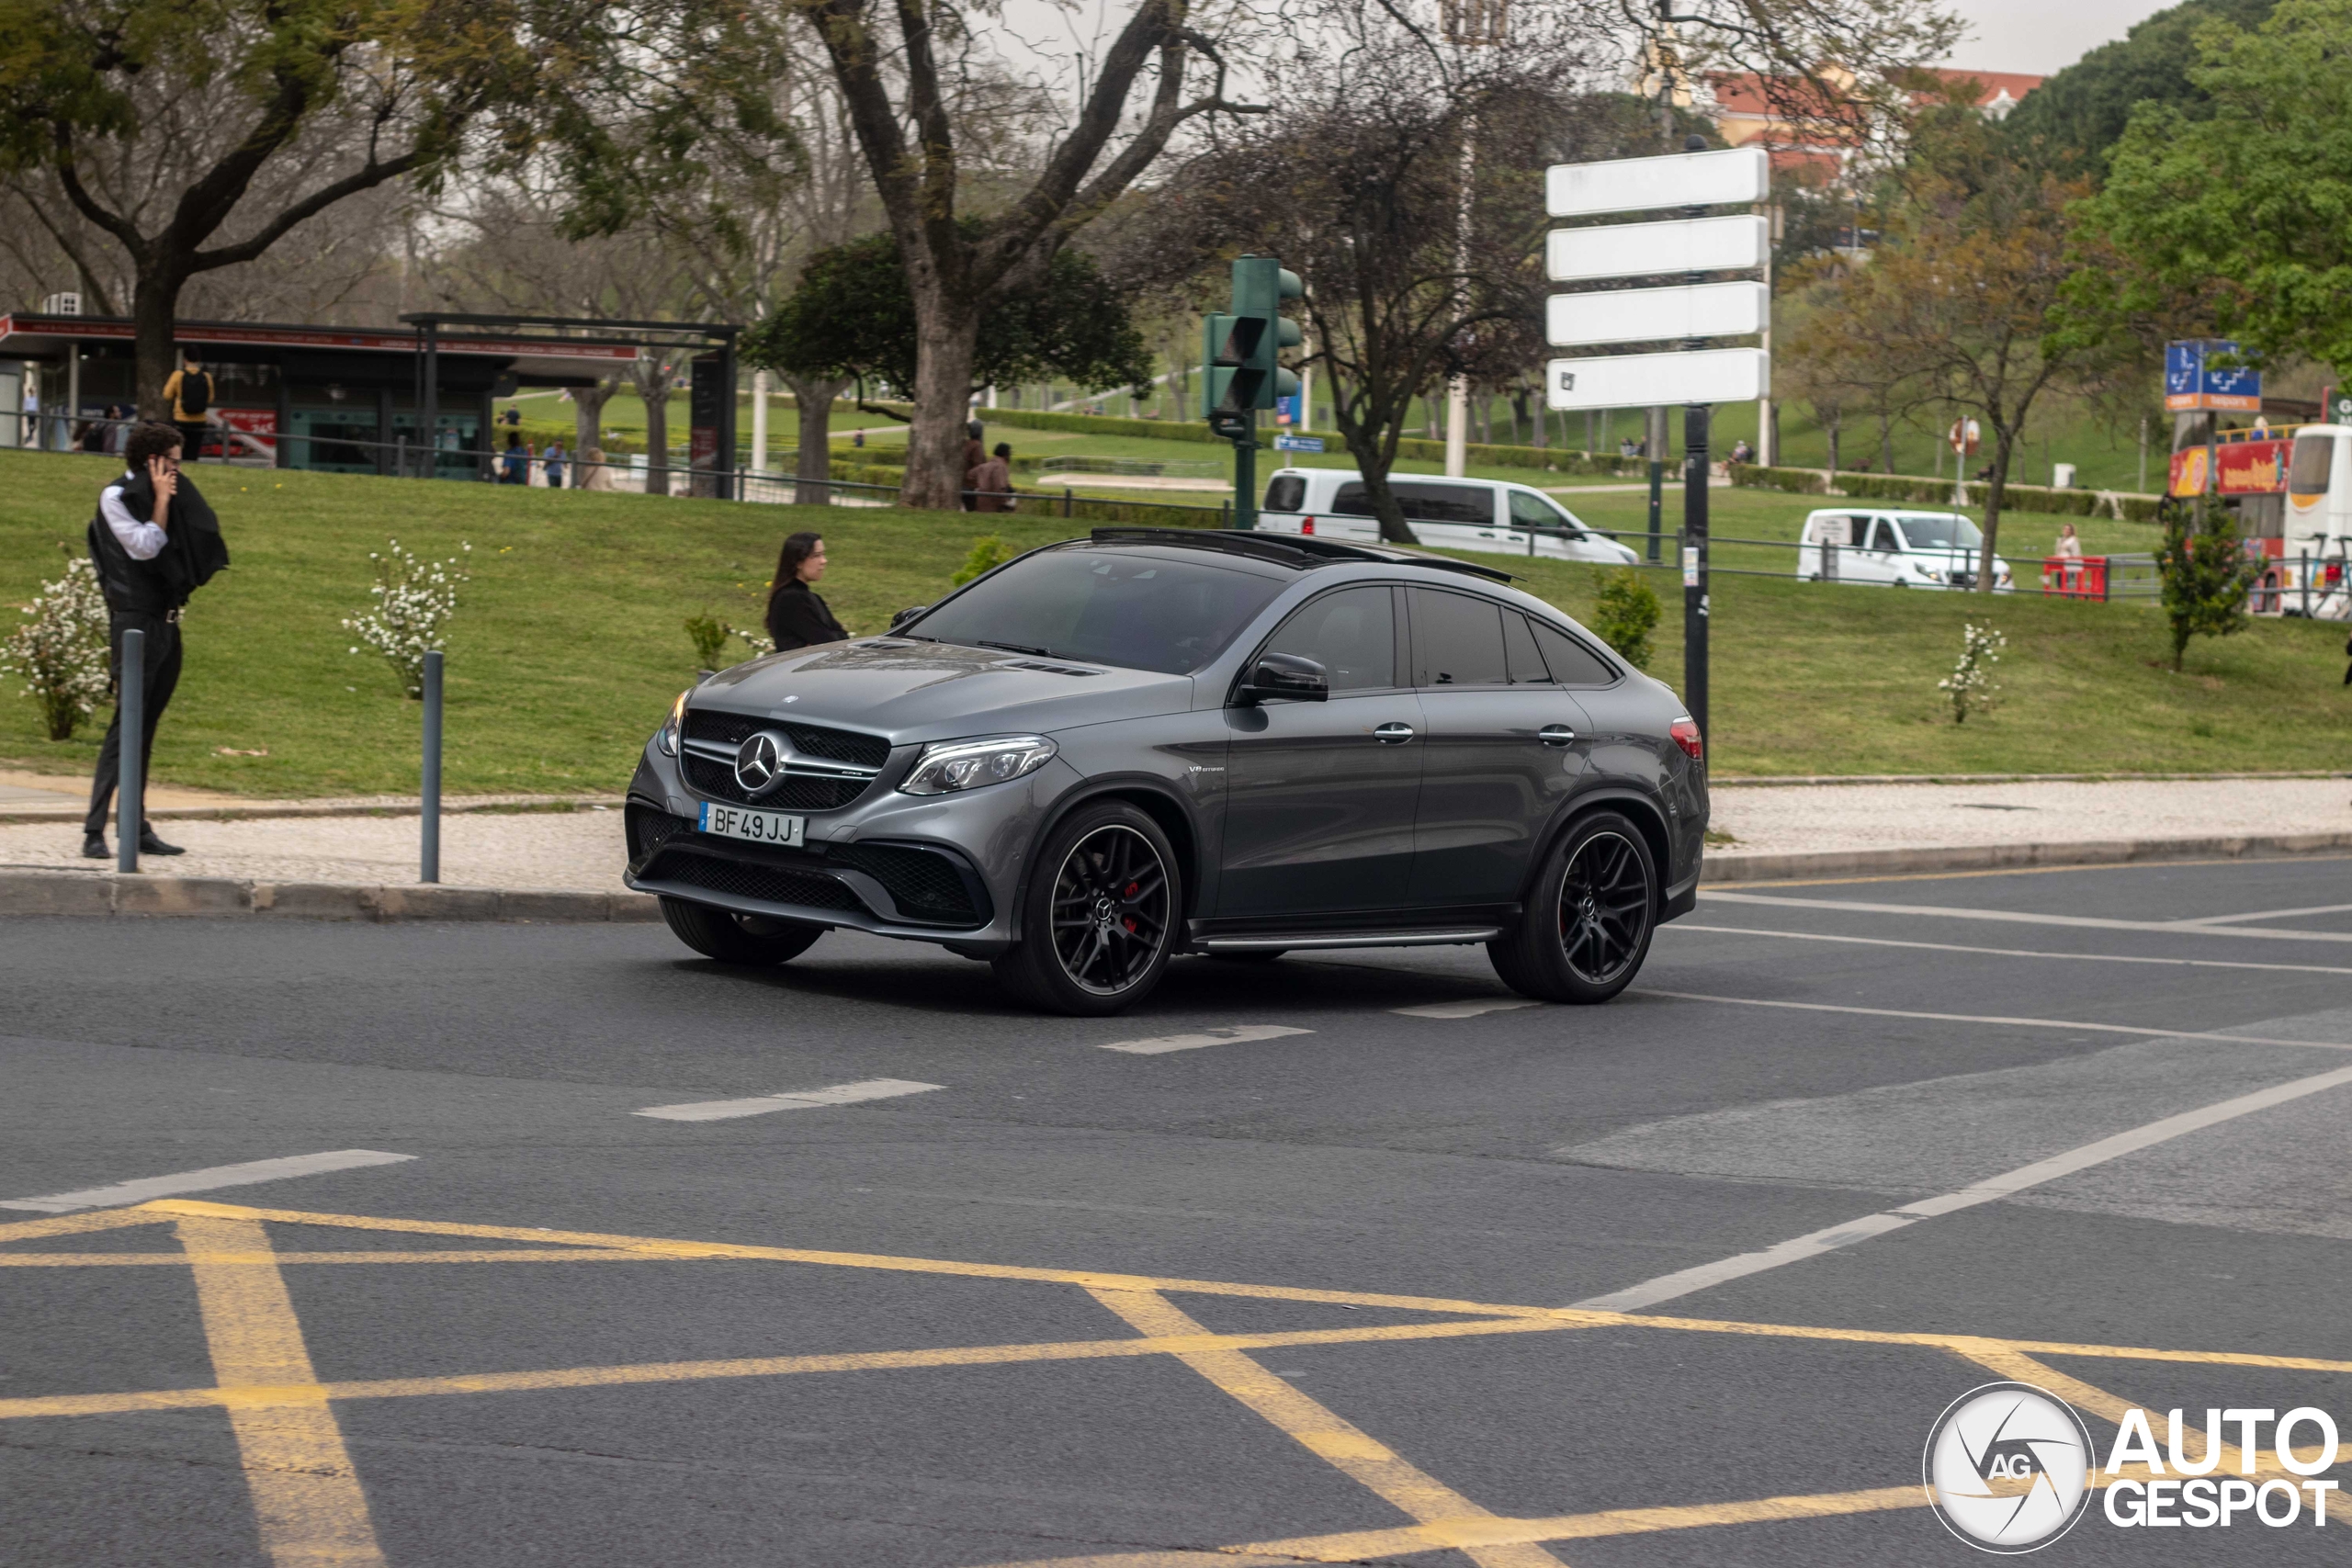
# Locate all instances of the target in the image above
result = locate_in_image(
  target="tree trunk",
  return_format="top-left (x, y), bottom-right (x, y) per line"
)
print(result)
top-left (787, 372), bottom-right (851, 506)
top-left (1825, 411), bottom-right (1840, 478)
top-left (1977, 429), bottom-right (2013, 593)
top-left (132, 268), bottom-right (186, 423)
top-left (573, 376), bottom-right (619, 468)
top-left (1878, 407), bottom-right (1894, 474)
top-left (903, 294), bottom-right (981, 511)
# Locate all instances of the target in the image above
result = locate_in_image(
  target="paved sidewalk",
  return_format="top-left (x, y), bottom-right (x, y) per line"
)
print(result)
top-left (0, 776), bottom-right (2342, 899)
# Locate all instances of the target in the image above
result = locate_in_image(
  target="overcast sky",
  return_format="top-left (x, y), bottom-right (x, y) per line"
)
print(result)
top-left (1939, 0), bottom-right (2177, 74)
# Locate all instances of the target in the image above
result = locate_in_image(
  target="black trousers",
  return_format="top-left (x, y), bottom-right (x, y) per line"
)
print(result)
top-left (174, 422), bottom-right (207, 459)
top-left (85, 612), bottom-right (182, 837)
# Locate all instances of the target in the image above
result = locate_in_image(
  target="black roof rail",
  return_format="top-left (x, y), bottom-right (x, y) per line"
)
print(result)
top-left (1085, 527), bottom-right (1517, 583)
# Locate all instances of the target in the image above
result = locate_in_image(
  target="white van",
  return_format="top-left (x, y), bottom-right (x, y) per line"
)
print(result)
top-left (1796, 508), bottom-right (2014, 592)
top-left (1256, 469), bottom-right (1641, 567)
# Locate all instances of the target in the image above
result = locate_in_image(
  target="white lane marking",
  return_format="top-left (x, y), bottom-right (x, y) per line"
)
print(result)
top-left (1665, 923), bottom-right (2352, 977)
top-left (1702, 890), bottom-right (2352, 944)
top-left (635, 1078), bottom-right (944, 1122)
top-left (1642, 989), bottom-right (2352, 1051)
top-left (2169, 901), bottom-right (2352, 927)
top-left (1574, 1060), bottom-right (2352, 1312)
top-left (1097, 1025), bottom-right (1313, 1055)
top-left (0, 1150), bottom-right (414, 1214)
top-left (1393, 999), bottom-right (1540, 1020)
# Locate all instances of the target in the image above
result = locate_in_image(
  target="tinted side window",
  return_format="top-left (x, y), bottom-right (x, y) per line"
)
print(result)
top-left (1330, 482), bottom-right (1377, 517)
top-left (1263, 587), bottom-right (1396, 692)
top-left (1263, 475), bottom-right (1306, 513)
top-left (1530, 620), bottom-right (1618, 687)
top-left (1391, 481), bottom-right (1497, 525)
top-left (1411, 589), bottom-right (1508, 686)
top-left (1502, 612), bottom-right (1552, 683)
top-left (1508, 490), bottom-right (1569, 530)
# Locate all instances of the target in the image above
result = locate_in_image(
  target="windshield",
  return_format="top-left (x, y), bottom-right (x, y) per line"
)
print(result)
top-left (1897, 514), bottom-right (1984, 551)
top-left (908, 547), bottom-right (1287, 674)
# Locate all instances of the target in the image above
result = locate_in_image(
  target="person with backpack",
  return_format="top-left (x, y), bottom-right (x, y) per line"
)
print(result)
top-left (82, 423), bottom-right (230, 860)
top-left (161, 353), bottom-right (214, 461)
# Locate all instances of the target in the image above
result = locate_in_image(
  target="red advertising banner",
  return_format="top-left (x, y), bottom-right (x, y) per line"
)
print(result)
top-left (2168, 447), bottom-right (2207, 498)
top-left (2216, 437), bottom-right (2289, 495)
top-left (217, 408), bottom-right (277, 457)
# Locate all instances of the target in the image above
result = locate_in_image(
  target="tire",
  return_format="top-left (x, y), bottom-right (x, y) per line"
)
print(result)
top-left (993, 801), bottom-right (1181, 1015)
top-left (660, 897), bottom-right (825, 966)
top-left (1487, 811), bottom-right (1657, 1005)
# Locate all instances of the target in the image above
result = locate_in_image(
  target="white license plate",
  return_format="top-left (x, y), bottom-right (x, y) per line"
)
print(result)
top-left (697, 803), bottom-right (806, 847)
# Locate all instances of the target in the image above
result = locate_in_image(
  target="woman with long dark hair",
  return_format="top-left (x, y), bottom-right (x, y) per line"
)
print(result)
top-left (765, 532), bottom-right (850, 651)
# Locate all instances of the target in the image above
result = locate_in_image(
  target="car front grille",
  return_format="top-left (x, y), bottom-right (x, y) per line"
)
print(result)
top-left (832, 843), bottom-right (983, 925)
top-left (642, 849), bottom-right (868, 914)
top-left (683, 754), bottom-right (874, 810)
top-left (625, 803), bottom-right (693, 862)
top-left (679, 709), bottom-right (891, 810)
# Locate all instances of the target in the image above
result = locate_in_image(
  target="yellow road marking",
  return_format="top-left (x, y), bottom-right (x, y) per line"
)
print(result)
top-left (0, 1207), bottom-right (171, 1243)
top-left (1089, 1287), bottom-right (1568, 1568)
top-left (0, 1249), bottom-right (660, 1266)
top-left (176, 1214), bottom-right (386, 1568)
top-left (0, 1315), bottom-right (1577, 1421)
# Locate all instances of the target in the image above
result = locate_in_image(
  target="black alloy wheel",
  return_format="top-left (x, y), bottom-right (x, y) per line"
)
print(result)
top-left (1487, 810), bottom-right (1657, 1005)
top-left (996, 802), bottom-right (1181, 1015)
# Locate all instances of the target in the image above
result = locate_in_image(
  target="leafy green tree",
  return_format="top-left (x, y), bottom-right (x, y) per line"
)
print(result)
top-left (0, 0), bottom-right (780, 413)
top-left (2002, 0), bottom-right (2277, 175)
top-left (1590, 569), bottom-right (1660, 671)
top-left (2155, 504), bottom-right (2260, 670)
top-left (742, 225), bottom-right (1149, 447)
top-left (2089, 0), bottom-right (2352, 376)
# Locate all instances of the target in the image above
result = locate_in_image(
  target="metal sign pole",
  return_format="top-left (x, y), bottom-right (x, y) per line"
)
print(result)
top-left (1682, 403), bottom-right (1710, 741)
top-left (116, 626), bottom-right (142, 874)
top-left (421, 649), bottom-right (443, 884)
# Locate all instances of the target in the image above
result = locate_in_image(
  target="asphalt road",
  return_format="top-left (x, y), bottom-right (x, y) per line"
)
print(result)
top-left (4, 854), bottom-right (2349, 1566)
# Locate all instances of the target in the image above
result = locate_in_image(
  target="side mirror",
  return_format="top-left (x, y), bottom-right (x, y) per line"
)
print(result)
top-left (1238, 651), bottom-right (1329, 705)
top-left (889, 604), bottom-right (928, 629)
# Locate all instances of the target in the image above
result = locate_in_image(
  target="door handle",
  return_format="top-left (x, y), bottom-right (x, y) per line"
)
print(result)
top-left (1539, 724), bottom-right (1577, 747)
top-left (1373, 722), bottom-right (1416, 744)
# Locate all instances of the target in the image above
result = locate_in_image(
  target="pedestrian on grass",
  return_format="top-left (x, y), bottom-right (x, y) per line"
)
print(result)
top-left (545, 440), bottom-right (567, 490)
top-left (971, 442), bottom-right (1014, 513)
top-left (82, 423), bottom-right (230, 860)
top-left (764, 532), bottom-right (849, 652)
top-left (2054, 522), bottom-right (2083, 559)
top-left (500, 433), bottom-right (527, 485)
top-left (161, 353), bottom-right (213, 461)
top-left (962, 420), bottom-right (987, 510)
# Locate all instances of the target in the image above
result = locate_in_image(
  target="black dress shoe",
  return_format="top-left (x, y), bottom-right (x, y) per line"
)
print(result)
top-left (137, 828), bottom-right (185, 856)
top-left (82, 833), bottom-right (108, 859)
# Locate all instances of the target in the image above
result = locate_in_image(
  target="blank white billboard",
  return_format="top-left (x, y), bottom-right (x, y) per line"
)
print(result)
top-left (1546, 216), bottom-right (1770, 283)
top-left (1546, 146), bottom-right (1770, 218)
top-left (1545, 348), bottom-right (1771, 410)
top-left (1546, 282), bottom-right (1769, 347)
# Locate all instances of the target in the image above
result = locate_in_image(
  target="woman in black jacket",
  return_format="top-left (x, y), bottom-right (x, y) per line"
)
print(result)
top-left (764, 532), bottom-right (850, 651)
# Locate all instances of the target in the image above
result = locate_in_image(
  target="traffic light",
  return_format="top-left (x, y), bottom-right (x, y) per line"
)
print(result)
top-left (1203, 255), bottom-right (1303, 432)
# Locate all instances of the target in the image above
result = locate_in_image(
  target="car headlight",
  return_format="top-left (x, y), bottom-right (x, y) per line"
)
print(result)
top-left (654, 690), bottom-right (688, 757)
top-left (1916, 565), bottom-right (1944, 581)
top-left (899, 735), bottom-right (1057, 796)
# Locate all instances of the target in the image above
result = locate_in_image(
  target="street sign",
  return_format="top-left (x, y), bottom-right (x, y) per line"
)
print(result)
top-left (1273, 434), bottom-right (1324, 452)
top-left (1949, 417), bottom-right (1980, 456)
top-left (1545, 348), bottom-right (1770, 411)
top-left (1546, 145), bottom-right (1769, 218)
top-left (2164, 339), bottom-right (2261, 412)
top-left (1545, 216), bottom-right (1770, 283)
top-left (1546, 281), bottom-right (1768, 347)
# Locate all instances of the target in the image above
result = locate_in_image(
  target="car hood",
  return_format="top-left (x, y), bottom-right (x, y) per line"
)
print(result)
top-left (693, 637), bottom-right (1194, 743)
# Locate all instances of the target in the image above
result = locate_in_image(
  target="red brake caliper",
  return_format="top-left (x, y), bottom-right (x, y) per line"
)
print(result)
top-left (1124, 881), bottom-right (1139, 932)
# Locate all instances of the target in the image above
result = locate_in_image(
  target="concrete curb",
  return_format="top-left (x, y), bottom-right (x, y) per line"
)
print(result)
top-left (0, 795), bottom-right (625, 826)
top-left (0, 870), bottom-right (659, 923)
top-left (1701, 830), bottom-right (2352, 885)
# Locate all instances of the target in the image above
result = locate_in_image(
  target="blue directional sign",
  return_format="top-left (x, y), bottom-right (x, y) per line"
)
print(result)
top-left (2165, 340), bottom-right (2261, 411)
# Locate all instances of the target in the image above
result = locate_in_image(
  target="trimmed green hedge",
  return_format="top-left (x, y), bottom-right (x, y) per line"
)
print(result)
top-left (1725, 464), bottom-right (2163, 523)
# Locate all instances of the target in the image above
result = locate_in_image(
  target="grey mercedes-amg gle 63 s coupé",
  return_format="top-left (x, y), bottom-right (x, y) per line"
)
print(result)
top-left (626, 527), bottom-right (1708, 1015)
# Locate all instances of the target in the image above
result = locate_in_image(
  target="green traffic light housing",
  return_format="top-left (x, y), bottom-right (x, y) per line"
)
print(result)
top-left (1204, 256), bottom-right (1304, 418)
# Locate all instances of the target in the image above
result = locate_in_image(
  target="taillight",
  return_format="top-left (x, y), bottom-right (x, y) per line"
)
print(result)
top-left (1670, 716), bottom-right (1702, 761)
top-left (1301, 516), bottom-right (1316, 535)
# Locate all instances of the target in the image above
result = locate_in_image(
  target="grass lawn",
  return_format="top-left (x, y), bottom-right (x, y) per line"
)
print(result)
top-left (3, 448), bottom-right (2344, 796)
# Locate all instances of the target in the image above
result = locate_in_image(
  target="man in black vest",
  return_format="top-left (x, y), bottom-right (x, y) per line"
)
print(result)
top-left (83, 423), bottom-right (230, 859)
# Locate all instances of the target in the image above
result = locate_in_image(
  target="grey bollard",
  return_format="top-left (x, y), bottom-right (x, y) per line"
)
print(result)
top-left (118, 626), bottom-right (142, 874)
top-left (421, 649), bottom-right (443, 884)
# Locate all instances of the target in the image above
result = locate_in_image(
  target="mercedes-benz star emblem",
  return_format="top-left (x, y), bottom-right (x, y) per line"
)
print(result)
top-left (733, 731), bottom-right (789, 795)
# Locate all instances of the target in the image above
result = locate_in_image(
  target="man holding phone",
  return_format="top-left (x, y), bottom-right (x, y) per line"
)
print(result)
top-left (82, 423), bottom-right (229, 860)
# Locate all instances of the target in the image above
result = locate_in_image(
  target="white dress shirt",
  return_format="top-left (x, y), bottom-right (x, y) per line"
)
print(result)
top-left (99, 472), bottom-right (167, 561)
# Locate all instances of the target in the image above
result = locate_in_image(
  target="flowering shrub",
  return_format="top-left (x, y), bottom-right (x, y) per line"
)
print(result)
top-left (344, 539), bottom-right (470, 698)
top-left (1, 549), bottom-right (112, 740)
top-left (1938, 622), bottom-right (2006, 723)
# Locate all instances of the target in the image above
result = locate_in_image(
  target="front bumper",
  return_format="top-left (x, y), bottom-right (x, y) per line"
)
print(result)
top-left (624, 743), bottom-right (1059, 955)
